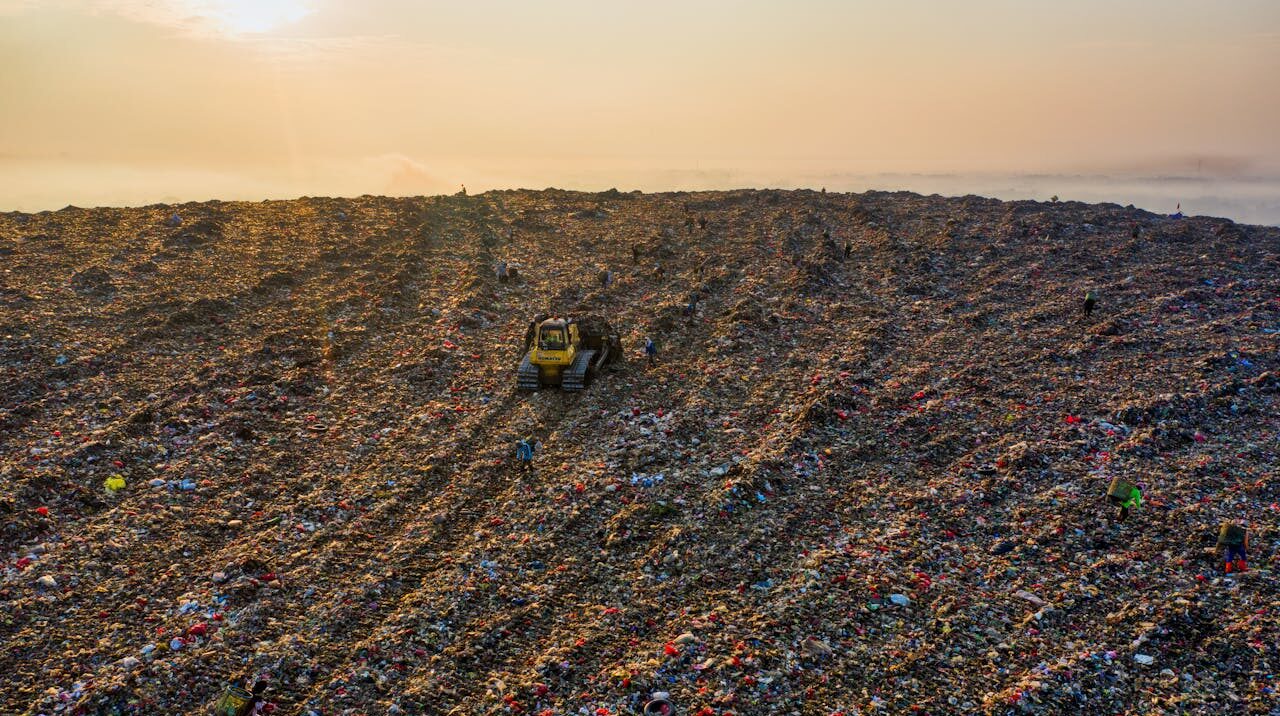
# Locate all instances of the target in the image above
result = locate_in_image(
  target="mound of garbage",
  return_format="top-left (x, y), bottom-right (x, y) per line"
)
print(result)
top-left (1, 189), bottom-right (1278, 715)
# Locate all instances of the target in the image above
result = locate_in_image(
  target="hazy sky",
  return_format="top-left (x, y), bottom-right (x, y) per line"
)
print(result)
top-left (2, 0), bottom-right (1278, 211)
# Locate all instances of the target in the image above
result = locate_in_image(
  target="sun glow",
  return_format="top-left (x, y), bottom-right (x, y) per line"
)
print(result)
top-left (188, 0), bottom-right (312, 35)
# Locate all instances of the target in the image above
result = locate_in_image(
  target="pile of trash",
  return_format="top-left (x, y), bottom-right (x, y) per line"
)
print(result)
top-left (1, 189), bottom-right (1278, 714)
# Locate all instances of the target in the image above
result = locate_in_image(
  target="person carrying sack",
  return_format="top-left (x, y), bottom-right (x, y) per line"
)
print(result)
top-left (1218, 521), bottom-right (1249, 574)
top-left (1083, 289), bottom-right (1098, 319)
top-left (1106, 477), bottom-right (1141, 522)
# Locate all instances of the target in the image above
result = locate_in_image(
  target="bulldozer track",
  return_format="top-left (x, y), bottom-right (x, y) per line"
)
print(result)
top-left (516, 353), bottom-right (541, 390)
top-left (562, 349), bottom-right (594, 391)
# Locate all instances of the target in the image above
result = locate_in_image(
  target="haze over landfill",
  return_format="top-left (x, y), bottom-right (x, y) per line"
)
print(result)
top-left (2, 1), bottom-right (1280, 222)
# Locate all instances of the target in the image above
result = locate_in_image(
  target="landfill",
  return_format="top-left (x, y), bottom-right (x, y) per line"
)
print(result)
top-left (1, 188), bottom-right (1278, 714)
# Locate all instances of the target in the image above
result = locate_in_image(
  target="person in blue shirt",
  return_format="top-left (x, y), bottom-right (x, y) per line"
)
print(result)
top-left (516, 437), bottom-right (535, 475)
top-left (644, 337), bottom-right (657, 365)
top-left (683, 292), bottom-right (699, 319)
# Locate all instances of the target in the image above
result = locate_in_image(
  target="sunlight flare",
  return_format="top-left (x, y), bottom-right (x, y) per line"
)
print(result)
top-left (195, 0), bottom-right (311, 35)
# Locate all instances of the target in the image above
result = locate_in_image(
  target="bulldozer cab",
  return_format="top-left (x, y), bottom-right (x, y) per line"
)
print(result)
top-left (537, 320), bottom-right (569, 351)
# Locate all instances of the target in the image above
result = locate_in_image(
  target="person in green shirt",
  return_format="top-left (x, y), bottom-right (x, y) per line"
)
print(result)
top-left (1083, 289), bottom-right (1098, 319)
top-left (1107, 478), bottom-right (1141, 522)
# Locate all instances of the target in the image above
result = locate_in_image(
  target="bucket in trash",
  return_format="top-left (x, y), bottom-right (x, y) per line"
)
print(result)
top-left (643, 698), bottom-right (674, 715)
top-left (212, 685), bottom-right (253, 716)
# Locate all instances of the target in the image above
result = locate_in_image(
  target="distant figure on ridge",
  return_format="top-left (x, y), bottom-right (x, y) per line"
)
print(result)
top-left (496, 260), bottom-right (510, 284)
top-left (644, 337), bottom-right (658, 366)
top-left (598, 268), bottom-right (613, 288)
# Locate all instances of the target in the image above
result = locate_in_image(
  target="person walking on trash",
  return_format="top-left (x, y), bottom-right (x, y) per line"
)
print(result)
top-left (516, 436), bottom-right (535, 475)
top-left (1218, 519), bottom-right (1249, 573)
top-left (1083, 289), bottom-right (1098, 319)
top-left (1106, 477), bottom-right (1141, 522)
top-left (644, 337), bottom-right (658, 366)
top-left (683, 292), bottom-right (699, 318)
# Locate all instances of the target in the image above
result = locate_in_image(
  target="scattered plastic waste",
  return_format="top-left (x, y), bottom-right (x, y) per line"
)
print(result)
top-left (1, 192), bottom-right (1277, 715)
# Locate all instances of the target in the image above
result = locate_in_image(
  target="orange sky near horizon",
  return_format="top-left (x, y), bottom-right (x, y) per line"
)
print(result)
top-left (1, 0), bottom-right (1278, 210)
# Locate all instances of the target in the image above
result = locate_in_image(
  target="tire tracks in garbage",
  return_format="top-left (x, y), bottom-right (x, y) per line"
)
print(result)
top-left (281, 394), bottom-right (595, 709)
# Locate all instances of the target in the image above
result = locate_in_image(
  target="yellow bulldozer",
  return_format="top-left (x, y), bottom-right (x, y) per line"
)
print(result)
top-left (517, 314), bottom-right (622, 391)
